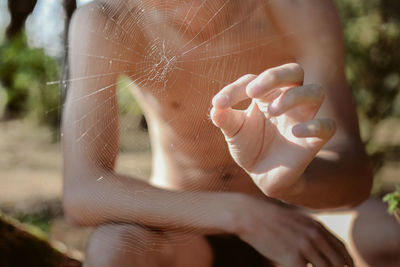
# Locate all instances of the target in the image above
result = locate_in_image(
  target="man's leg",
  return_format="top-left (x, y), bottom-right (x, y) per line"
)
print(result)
top-left (352, 198), bottom-right (400, 267)
top-left (84, 223), bottom-right (213, 267)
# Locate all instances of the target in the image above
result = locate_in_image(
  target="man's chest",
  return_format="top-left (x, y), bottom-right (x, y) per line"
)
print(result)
top-left (127, 2), bottom-right (294, 122)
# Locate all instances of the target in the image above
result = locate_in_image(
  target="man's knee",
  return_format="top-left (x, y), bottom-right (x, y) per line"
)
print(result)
top-left (352, 198), bottom-right (400, 266)
top-left (85, 223), bottom-right (213, 267)
top-left (85, 223), bottom-right (171, 267)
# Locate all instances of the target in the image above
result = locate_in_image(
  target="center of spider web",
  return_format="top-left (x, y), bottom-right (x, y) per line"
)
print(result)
top-left (146, 39), bottom-right (177, 89)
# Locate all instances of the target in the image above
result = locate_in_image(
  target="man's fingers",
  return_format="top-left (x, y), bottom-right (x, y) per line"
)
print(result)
top-left (313, 231), bottom-right (350, 267)
top-left (246, 63), bottom-right (304, 98)
top-left (302, 222), bottom-right (352, 267)
top-left (210, 106), bottom-right (246, 138)
top-left (300, 242), bottom-right (330, 267)
top-left (322, 229), bottom-right (355, 267)
top-left (268, 84), bottom-right (325, 118)
top-left (292, 119), bottom-right (336, 141)
top-left (211, 74), bottom-right (254, 137)
top-left (318, 239), bottom-right (354, 267)
top-left (285, 257), bottom-right (308, 267)
top-left (212, 74), bottom-right (256, 109)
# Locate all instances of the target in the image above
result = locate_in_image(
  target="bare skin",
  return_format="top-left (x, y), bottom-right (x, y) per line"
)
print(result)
top-left (61, 0), bottom-right (385, 266)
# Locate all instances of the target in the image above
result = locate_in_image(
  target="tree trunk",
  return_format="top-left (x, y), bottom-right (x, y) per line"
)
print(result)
top-left (60, 0), bottom-right (77, 103)
top-left (6, 0), bottom-right (38, 39)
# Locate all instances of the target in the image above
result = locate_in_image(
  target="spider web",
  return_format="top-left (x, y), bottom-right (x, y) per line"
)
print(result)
top-left (59, 0), bottom-right (299, 257)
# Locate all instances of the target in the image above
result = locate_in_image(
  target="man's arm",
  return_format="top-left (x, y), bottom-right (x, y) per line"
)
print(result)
top-left (211, 0), bottom-right (372, 209)
top-left (268, 0), bottom-right (373, 208)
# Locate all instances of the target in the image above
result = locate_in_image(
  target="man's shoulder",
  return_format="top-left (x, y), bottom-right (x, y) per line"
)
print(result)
top-left (70, 0), bottom-right (145, 49)
top-left (265, 0), bottom-right (338, 28)
top-left (266, 0), bottom-right (336, 13)
top-left (72, 0), bottom-right (141, 29)
top-left (264, 0), bottom-right (342, 54)
top-left (71, 1), bottom-right (106, 30)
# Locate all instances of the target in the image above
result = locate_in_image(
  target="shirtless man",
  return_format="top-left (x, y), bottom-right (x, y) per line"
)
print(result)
top-left (62, 0), bottom-right (378, 266)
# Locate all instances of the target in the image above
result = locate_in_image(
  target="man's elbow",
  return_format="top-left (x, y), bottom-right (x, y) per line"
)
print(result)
top-left (63, 188), bottom-right (88, 227)
top-left (330, 137), bottom-right (374, 208)
top-left (62, 173), bottom-right (95, 227)
top-left (336, 141), bottom-right (374, 209)
top-left (348, 160), bottom-right (374, 208)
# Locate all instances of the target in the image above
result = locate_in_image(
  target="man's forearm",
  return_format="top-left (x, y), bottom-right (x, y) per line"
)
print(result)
top-left (281, 145), bottom-right (373, 209)
top-left (63, 167), bottom-right (242, 235)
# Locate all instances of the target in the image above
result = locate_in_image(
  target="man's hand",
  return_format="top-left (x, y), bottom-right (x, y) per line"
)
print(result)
top-left (233, 196), bottom-right (354, 267)
top-left (210, 63), bottom-right (336, 198)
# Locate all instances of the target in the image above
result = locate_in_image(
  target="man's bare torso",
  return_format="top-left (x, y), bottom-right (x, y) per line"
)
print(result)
top-left (99, 0), bottom-right (296, 196)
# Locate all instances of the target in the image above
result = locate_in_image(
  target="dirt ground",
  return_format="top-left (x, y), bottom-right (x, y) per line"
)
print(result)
top-left (0, 118), bottom-right (399, 261)
top-left (0, 118), bottom-right (152, 260)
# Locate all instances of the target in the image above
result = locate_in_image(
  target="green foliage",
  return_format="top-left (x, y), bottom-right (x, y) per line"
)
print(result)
top-left (383, 185), bottom-right (400, 214)
top-left (0, 32), bottom-right (60, 128)
top-left (336, 0), bottom-right (400, 125)
top-left (335, 0), bottom-right (400, 175)
top-left (12, 211), bottom-right (53, 235)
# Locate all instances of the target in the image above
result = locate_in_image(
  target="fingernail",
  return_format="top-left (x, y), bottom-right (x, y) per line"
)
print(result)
top-left (292, 124), bottom-right (305, 136)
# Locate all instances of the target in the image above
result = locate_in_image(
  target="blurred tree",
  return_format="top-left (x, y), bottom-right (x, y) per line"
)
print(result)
top-left (1, 0), bottom-right (77, 130)
top-left (61, 0), bottom-right (77, 102)
top-left (0, 32), bottom-right (60, 127)
top-left (335, 0), bottom-right (400, 182)
top-left (6, 0), bottom-right (76, 41)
